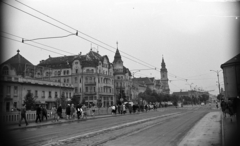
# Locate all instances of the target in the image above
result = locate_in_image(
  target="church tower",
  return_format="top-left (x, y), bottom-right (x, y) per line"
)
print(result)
top-left (160, 56), bottom-right (170, 94)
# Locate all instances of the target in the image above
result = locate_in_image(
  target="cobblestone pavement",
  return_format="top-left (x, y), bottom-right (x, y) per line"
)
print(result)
top-left (47, 113), bottom-right (183, 146)
top-left (43, 107), bottom-right (210, 146)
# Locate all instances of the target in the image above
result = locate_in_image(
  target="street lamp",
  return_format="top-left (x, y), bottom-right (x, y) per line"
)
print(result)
top-left (210, 70), bottom-right (222, 94)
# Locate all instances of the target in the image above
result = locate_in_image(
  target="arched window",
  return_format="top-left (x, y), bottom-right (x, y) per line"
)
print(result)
top-left (67, 70), bottom-right (69, 74)
top-left (2, 66), bottom-right (9, 75)
top-left (86, 69), bottom-right (90, 72)
top-left (91, 69), bottom-right (94, 73)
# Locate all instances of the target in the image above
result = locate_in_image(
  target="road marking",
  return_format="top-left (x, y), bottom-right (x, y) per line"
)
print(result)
top-left (41, 112), bottom-right (181, 146)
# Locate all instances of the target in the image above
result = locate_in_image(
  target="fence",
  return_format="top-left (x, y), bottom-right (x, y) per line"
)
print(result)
top-left (1, 107), bottom-right (112, 124)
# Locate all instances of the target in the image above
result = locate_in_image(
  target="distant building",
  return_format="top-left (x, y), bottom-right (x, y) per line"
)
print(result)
top-left (39, 49), bottom-right (115, 107)
top-left (221, 53), bottom-right (240, 99)
top-left (113, 47), bottom-right (132, 102)
top-left (0, 50), bottom-right (74, 112)
top-left (160, 57), bottom-right (170, 94)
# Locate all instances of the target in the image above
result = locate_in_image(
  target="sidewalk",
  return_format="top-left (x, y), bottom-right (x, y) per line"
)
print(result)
top-left (7, 113), bottom-right (115, 131)
top-left (6, 109), bottom-right (164, 131)
top-left (179, 111), bottom-right (240, 146)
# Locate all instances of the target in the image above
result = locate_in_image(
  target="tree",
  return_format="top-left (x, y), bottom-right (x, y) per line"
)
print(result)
top-left (71, 95), bottom-right (80, 106)
top-left (217, 94), bottom-right (224, 101)
top-left (24, 92), bottom-right (35, 110)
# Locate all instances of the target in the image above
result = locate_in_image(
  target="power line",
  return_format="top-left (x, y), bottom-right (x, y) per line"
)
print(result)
top-left (2, 1), bottom-right (155, 69)
top-left (1, 0), bottom-right (72, 33)
top-left (1, 30), bottom-right (75, 55)
top-left (1, 35), bottom-right (65, 55)
top-left (23, 33), bottom-right (76, 42)
top-left (14, 0), bottom-right (157, 69)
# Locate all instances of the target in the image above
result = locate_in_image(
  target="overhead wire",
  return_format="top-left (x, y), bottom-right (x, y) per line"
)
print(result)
top-left (15, 0), bottom-right (157, 69)
top-left (1, 30), bottom-right (75, 55)
top-left (1, 35), bottom-right (65, 55)
top-left (2, 0), bottom-right (156, 69)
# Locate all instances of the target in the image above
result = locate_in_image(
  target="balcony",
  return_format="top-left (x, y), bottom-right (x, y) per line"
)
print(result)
top-left (84, 91), bottom-right (96, 95)
top-left (1, 76), bottom-right (74, 88)
top-left (85, 81), bottom-right (96, 85)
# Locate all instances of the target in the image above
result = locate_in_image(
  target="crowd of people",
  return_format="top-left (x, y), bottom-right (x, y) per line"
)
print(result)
top-left (17, 102), bottom-right (161, 126)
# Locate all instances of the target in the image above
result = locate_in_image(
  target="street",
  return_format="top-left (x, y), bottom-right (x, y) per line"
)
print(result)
top-left (6, 105), bottom-right (213, 146)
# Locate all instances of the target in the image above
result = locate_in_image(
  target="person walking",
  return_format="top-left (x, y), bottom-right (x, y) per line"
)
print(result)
top-left (123, 104), bottom-right (126, 114)
top-left (42, 106), bottom-right (48, 121)
top-left (82, 104), bottom-right (87, 119)
top-left (57, 104), bottom-right (62, 121)
top-left (17, 104), bottom-right (28, 126)
top-left (111, 105), bottom-right (116, 115)
top-left (70, 104), bottom-right (75, 120)
top-left (51, 105), bottom-right (57, 122)
top-left (91, 104), bottom-right (96, 117)
top-left (35, 105), bottom-right (42, 123)
top-left (66, 104), bottom-right (71, 120)
top-left (76, 103), bottom-right (82, 120)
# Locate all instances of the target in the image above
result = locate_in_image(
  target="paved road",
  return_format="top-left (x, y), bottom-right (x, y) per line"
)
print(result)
top-left (5, 105), bottom-right (210, 146)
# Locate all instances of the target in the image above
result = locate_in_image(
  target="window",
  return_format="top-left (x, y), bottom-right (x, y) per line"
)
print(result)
top-left (64, 70), bottom-right (66, 75)
top-left (54, 71), bottom-right (57, 76)
top-left (76, 69), bottom-right (78, 73)
top-left (14, 86), bottom-right (18, 95)
top-left (75, 77), bottom-right (77, 83)
top-left (93, 87), bottom-right (95, 92)
top-left (6, 102), bottom-right (10, 112)
top-left (67, 78), bottom-right (69, 83)
top-left (7, 86), bottom-right (11, 95)
top-left (35, 90), bottom-right (38, 97)
top-left (14, 102), bottom-right (17, 108)
top-left (58, 71), bottom-right (61, 76)
top-left (55, 92), bottom-right (58, 98)
top-left (67, 70), bottom-right (69, 75)
top-left (117, 76), bottom-right (120, 79)
top-left (75, 61), bottom-right (78, 64)
top-left (86, 87), bottom-right (88, 92)
top-left (49, 91), bottom-right (52, 98)
top-left (75, 87), bottom-right (78, 93)
top-left (80, 78), bottom-right (81, 83)
top-left (42, 91), bottom-right (45, 98)
top-left (79, 87), bottom-right (81, 93)
top-left (2, 66), bottom-right (9, 75)
top-left (64, 78), bottom-right (66, 83)
top-left (69, 93), bottom-right (71, 98)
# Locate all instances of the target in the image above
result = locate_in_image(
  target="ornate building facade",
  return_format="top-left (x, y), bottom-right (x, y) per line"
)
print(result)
top-left (38, 49), bottom-right (115, 107)
top-left (113, 47), bottom-right (132, 102)
top-left (0, 50), bottom-right (74, 112)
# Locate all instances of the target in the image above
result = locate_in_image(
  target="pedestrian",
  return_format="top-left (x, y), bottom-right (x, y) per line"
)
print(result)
top-left (35, 105), bottom-right (42, 123)
top-left (82, 104), bottom-right (87, 119)
top-left (76, 103), bottom-right (82, 120)
top-left (17, 104), bottom-right (28, 126)
top-left (57, 104), bottom-right (62, 121)
top-left (51, 105), bottom-right (57, 122)
top-left (70, 104), bottom-right (75, 120)
top-left (42, 106), bottom-right (48, 121)
top-left (111, 105), bottom-right (116, 115)
top-left (123, 104), bottom-right (126, 114)
top-left (216, 102), bottom-right (219, 109)
top-left (91, 104), bottom-right (96, 117)
top-left (66, 104), bottom-right (71, 120)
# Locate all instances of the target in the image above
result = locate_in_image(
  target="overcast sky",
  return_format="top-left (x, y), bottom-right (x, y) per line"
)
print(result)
top-left (1, 0), bottom-right (240, 95)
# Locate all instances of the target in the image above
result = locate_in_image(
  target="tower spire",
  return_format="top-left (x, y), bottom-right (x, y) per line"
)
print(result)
top-left (116, 41), bottom-right (118, 49)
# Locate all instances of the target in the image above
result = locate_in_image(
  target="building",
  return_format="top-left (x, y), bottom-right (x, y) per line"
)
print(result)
top-left (221, 53), bottom-right (240, 99)
top-left (160, 57), bottom-right (170, 94)
top-left (113, 47), bottom-right (132, 102)
top-left (0, 50), bottom-right (74, 112)
top-left (39, 49), bottom-right (115, 107)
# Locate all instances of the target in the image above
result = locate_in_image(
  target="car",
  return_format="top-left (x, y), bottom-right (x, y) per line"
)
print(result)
top-left (201, 102), bottom-right (205, 106)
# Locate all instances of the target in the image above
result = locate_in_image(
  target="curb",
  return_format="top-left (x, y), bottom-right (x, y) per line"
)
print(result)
top-left (42, 112), bottom-right (181, 146)
top-left (7, 110), bottom-right (155, 131)
top-left (7, 114), bottom-right (114, 131)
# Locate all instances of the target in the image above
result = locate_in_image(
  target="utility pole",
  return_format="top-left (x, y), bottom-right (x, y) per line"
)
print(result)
top-left (210, 70), bottom-right (222, 94)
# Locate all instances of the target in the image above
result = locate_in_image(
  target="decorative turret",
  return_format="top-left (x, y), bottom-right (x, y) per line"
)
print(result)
top-left (113, 42), bottom-right (123, 63)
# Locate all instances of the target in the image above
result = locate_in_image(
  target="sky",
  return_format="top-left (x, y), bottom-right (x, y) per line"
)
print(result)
top-left (1, 0), bottom-right (240, 95)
